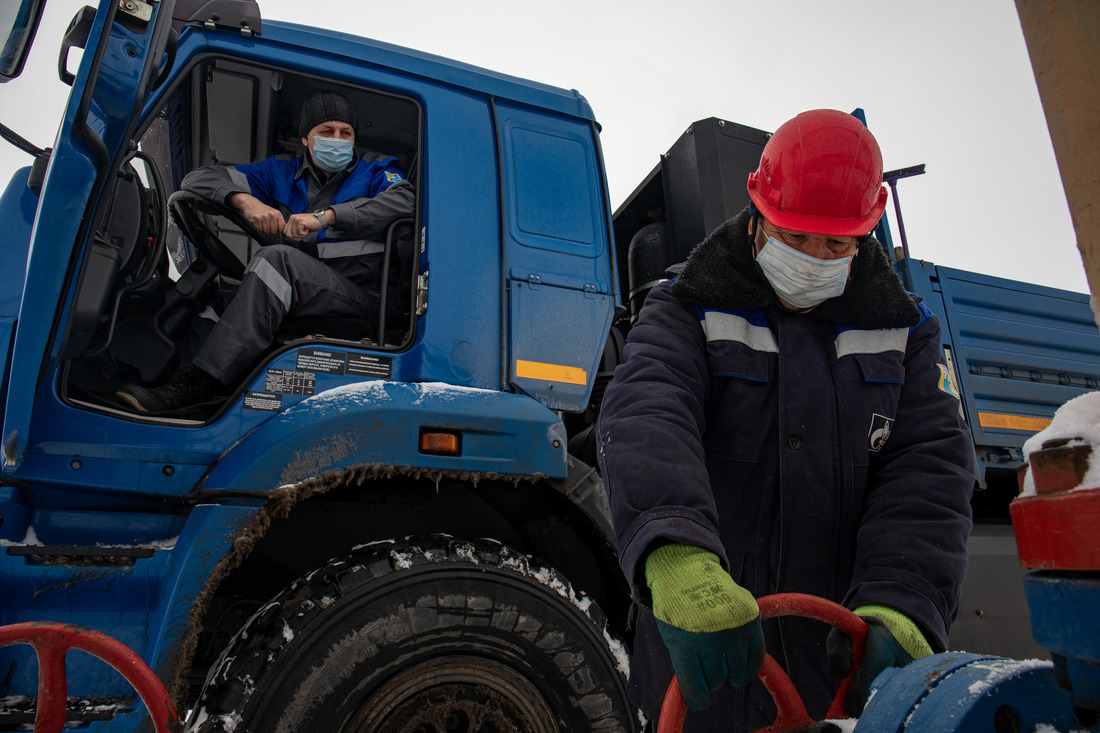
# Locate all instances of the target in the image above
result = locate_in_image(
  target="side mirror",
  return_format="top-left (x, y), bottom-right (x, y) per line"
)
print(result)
top-left (0, 0), bottom-right (46, 83)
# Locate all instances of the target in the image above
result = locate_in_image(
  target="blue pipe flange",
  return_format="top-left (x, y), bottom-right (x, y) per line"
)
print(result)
top-left (855, 652), bottom-right (1092, 733)
top-left (1026, 572), bottom-right (1100, 712)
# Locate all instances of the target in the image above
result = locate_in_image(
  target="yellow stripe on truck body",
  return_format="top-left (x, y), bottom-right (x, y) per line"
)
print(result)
top-left (978, 412), bottom-right (1053, 432)
top-left (515, 359), bottom-right (587, 385)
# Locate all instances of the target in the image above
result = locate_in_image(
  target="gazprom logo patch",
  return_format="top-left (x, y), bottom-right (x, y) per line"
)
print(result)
top-left (868, 413), bottom-right (894, 452)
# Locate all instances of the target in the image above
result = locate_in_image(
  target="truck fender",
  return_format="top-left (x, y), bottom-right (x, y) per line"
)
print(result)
top-left (143, 503), bottom-right (259, 704)
top-left (546, 453), bottom-right (615, 548)
top-left (197, 381), bottom-right (569, 495)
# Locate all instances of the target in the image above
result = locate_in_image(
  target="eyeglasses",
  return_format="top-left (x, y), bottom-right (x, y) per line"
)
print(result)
top-left (761, 221), bottom-right (859, 258)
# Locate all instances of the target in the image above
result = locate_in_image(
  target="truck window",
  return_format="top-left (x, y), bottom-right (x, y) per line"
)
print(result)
top-left (60, 58), bottom-right (422, 421)
top-left (499, 112), bottom-right (603, 257)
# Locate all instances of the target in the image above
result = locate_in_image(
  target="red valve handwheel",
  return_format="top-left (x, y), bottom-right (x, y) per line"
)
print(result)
top-left (0, 622), bottom-right (181, 733)
top-left (656, 593), bottom-right (868, 733)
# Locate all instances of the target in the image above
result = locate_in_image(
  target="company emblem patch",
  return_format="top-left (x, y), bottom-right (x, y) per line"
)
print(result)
top-left (938, 364), bottom-right (960, 399)
top-left (385, 171), bottom-right (404, 183)
top-left (868, 413), bottom-right (894, 452)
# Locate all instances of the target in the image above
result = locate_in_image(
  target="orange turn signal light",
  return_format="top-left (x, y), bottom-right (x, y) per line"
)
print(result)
top-left (420, 431), bottom-right (461, 456)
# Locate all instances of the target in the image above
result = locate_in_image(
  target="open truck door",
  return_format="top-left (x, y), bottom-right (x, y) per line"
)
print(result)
top-left (1, 0), bottom-right (177, 468)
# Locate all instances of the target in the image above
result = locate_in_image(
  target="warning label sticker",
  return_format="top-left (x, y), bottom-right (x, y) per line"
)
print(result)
top-left (348, 353), bottom-right (393, 379)
top-left (265, 369), bottom-right (316, 395)
top-left (296, 348), bottom-right (346, 375)
top-left (243, 391), bottom-right (282, 412)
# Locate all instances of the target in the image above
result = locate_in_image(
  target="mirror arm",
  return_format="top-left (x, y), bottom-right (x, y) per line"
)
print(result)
top-left (0, 120), bottom-right (45, 158)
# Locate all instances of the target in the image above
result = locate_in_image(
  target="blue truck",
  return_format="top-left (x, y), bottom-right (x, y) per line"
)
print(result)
top-left (0, 1), bottom-right (631, 730)
top-left (0, 1), bottom-right (1097, 731)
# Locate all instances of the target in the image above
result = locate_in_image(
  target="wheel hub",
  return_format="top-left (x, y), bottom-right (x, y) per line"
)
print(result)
top-left (349, 656), bottom-right (558, 733)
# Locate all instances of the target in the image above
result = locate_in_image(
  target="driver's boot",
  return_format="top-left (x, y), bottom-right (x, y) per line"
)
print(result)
top-left (115, 366), bottom-right (221, 414)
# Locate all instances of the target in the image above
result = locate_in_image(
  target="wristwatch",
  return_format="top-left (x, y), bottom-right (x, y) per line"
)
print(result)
top-left (313, 209), bottom-right (329, 229)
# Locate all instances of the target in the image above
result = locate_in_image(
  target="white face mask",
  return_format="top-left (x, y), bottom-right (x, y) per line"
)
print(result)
top-left (756, 236), bottom-right (853, 309)
top-left (310, 135), bottom-right (355, 172)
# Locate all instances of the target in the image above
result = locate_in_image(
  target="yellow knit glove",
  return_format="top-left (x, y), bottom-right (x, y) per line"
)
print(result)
top-left (645, 544), bottom-right (759, 631)
top-left (644, 544), bottom-right (765, 710)
top-left (853, 604), bottom-right (933, 659)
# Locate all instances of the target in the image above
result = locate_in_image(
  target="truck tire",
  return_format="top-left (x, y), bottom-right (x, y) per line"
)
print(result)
top-left (187, 535), bottom-right (638, 732)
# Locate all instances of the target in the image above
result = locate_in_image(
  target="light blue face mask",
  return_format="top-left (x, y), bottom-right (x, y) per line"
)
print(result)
top-left (756, 236), bottom-right (854, 309)
top-left (310, 135), bottom-right (355, 172)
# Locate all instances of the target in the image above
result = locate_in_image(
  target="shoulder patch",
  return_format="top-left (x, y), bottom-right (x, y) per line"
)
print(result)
top-left (938, 363), bottom-right (960, 399)
top-left (385, 170), bottom-right (404, 183)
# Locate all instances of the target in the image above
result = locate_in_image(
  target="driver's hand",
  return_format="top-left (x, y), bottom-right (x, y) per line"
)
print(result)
top-left (284, 213), bottom-right (323, 242)
top-left (229, 193), bottom-right (285, 235)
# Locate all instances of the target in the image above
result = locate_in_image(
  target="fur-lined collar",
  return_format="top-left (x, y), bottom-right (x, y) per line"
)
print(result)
top-left (670, 209), bottom-right (920, 329)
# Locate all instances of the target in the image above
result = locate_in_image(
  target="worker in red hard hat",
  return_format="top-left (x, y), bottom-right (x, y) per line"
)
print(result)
top-left (597, 110), bottom-right (976, 732)
top-left (746, 109), bottom-right (889, 311)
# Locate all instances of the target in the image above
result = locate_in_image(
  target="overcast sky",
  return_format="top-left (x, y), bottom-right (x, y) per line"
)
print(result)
top-left (0, 0), bottom-right (1089, 294)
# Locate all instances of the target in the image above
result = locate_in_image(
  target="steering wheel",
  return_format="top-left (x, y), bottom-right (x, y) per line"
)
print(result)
top-left (167, 190), bottom-right (280, 280)
top-left (657, 593), bottom-right (869, 733)
top-left (0, 621), bottom-right (180, 732)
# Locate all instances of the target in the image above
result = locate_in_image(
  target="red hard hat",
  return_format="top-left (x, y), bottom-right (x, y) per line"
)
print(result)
top-left (747, 109), bottom-right (889, 237)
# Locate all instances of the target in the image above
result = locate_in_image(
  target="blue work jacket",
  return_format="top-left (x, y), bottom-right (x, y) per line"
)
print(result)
top-left (597, 210), bottom-right (976, 732)
top-left (182, 150), bottom-right (414, 289)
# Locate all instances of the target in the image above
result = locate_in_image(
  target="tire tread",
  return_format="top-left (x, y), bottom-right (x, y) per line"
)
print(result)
top-left (186, 535), bottom-right (635, 732)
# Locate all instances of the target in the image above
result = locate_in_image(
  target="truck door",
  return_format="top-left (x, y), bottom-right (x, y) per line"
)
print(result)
top-left (495, 102), bottom-right (616, 412)
top-left (1, 0), bottom-right (176, 468)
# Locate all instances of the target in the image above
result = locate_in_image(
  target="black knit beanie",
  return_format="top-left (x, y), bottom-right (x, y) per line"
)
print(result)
top-left (298, 90), bottom-right (358, 137)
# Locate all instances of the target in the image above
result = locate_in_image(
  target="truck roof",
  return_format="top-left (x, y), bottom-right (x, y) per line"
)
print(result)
top-left (256, 20), bottom-right (599, 123)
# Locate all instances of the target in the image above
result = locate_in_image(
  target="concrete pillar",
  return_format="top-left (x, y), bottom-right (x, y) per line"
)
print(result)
top-left (1015, 1), bottom-right (1100, 316)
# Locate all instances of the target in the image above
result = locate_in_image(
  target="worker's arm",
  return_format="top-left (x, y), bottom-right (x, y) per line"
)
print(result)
top-left (844, 301), bottom-right (976, 651)
top-left (181, 162), bottom-right (286, 234)
top-left (328, 155), bottom-right (415, 240)
top-left (182, 163), bottom-right (254, 208)
top-left (596, 277), bottom-right (727, 593)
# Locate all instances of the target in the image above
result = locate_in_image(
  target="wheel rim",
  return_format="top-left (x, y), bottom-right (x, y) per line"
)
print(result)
top-left (347, 655), bottom-right (558, 733)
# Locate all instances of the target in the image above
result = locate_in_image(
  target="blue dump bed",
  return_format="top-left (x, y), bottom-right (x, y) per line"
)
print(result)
top-left (898, 260), bottom-right (1099, 659)
top-left (900, 259), bottom-right (1100, 478)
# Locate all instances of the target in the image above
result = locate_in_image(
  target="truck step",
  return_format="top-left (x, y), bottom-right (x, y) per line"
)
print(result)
top-left (4, 545), bottom-right (155, 566)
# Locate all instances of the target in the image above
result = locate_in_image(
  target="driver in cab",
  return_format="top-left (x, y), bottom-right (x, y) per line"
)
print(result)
top-left (115, 90), bottom-right (414, 415)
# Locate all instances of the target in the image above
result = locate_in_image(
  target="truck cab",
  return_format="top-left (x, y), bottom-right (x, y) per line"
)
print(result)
top-left (0, 1), bottom-right (634, 730)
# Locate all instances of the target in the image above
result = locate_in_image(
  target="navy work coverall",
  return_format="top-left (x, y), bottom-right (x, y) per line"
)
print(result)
top-left (597, 209), bottom-right (976, 732)
top-left (181, 150), bottom-right (414, 384)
